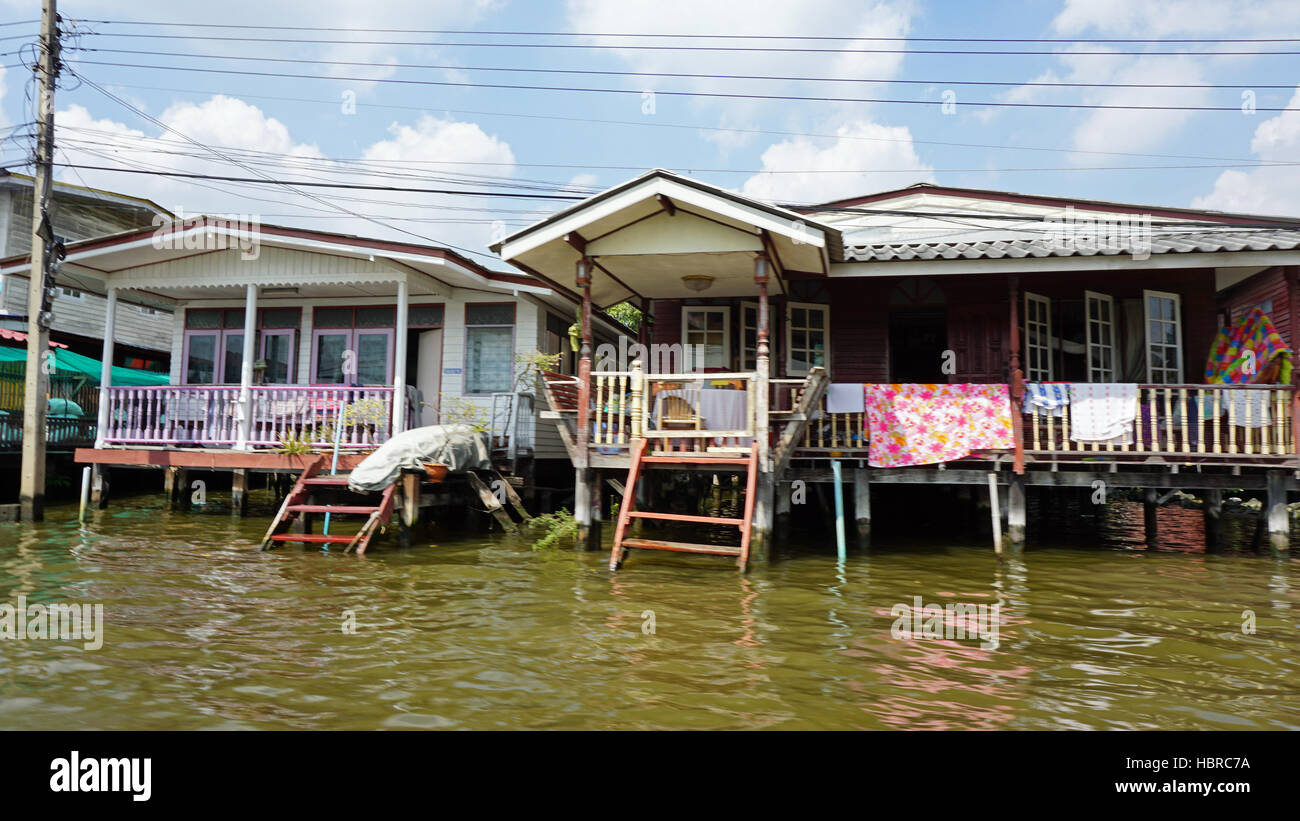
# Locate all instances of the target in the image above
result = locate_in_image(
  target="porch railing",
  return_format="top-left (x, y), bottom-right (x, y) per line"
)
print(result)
top-left (101, 385), bottom-right (398, 448)
top-left (1024, 383), bottom-right (1297, 461)
top-left (589, 364), bottom-right (758, 452)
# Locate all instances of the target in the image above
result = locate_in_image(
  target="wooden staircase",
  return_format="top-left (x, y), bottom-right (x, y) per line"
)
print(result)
top-left (609, 438), bottom-right (759, 572)
top-left (260, 455), bottom-right (396, 555)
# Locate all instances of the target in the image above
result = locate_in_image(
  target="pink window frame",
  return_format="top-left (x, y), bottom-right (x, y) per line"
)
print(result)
top-left (259, 328), bottom-right (296, 384)
top-left (310, 327), bottom-right (393, 386)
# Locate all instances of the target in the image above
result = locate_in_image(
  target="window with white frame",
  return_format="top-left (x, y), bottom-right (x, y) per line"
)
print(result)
top-left (740, 301), bottom-right (775, 373)
top-left (1144, 290), bottom-right (1182, 384)
top-left (785, 302), bottom-right (829, 377)
top-left (59, 287), bottom-right (83, 300)
top-left (464, 303), bottom-right (515, 394)
top-left (1084, 291), bottom-right (1116, 382)
top-left (1023, 292), bottom-right (1053, 381)
top-left (681, 306), bottom-right (729, 371)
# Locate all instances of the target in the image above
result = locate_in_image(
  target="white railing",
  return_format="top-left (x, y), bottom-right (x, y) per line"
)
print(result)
top-left (1025, 383), bottom-right (1297, 460)
top-left (101, 385), bottom-right (398, 448)
top-left (588, 364), bottom-right (757, 452)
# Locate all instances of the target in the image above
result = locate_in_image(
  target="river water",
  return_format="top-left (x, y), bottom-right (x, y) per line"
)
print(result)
top-left (1, 490), bottom-right (1297, 730)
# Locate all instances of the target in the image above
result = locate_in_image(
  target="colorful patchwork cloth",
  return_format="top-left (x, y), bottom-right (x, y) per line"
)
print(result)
top-left (863, 383), bottom-right (1015, 468)
top-left (1067, 383), bottom-right (1138, 445)
top-left (1205, 307), bottom-right (1293, 386)
top-left (1022, 382), bottom-right (1070, 417)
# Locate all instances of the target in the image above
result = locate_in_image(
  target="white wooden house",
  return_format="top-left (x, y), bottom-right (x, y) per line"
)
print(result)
top-left (0, 218), bottom-right (630, 473)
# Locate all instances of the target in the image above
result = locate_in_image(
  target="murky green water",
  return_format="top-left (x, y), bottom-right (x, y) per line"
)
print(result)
top-left (1, 491), bottom-right (1298, 730)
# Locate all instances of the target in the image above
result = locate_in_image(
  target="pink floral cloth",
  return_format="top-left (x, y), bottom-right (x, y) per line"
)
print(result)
top-left (863, 384), bottom-right (1016, 467)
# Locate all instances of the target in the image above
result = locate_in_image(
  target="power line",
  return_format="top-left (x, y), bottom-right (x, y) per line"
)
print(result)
top-left (67, 72), bottom-right (510, 263)
top-left (79, 79), bottom-right (1298, 166)
top-left (52, 131), bottom-right (1300, 176)
top-left (70, 21), bottom-right (1300, 43)
top-left (52, 162), bottom-right (591, 198)
top-left (72, 31), bottom-right (1300, 55)
top-left (73, 47), bottom-right (1300, 90)
top-left (66, 60), bottom-right (1300, 112)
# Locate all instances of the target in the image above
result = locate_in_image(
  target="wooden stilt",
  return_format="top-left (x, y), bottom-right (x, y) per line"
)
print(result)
top-left (1007, 473), bottom-right (1026, 552)
top-left (1144, 487), bottom-right (1158, 547)
top-left (1203, 488), bottom-right (1223, 552)
top-left (1266, 469), bottom-right (1290, 552)
top-left (774, 481), bottom-right (792, 538)
top-left (853, 468), bottom-right (871, 544)
top-left (164, 467), bottom-right (189, 510)
top-left (91, 465), bottom-right (110, 509)
top-left (231, 469), bottom-right (249, 517)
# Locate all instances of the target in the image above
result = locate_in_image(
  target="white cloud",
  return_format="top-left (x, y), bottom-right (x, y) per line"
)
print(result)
top-left (53, 99), bottom-right (521, 254)
top-left (739, 120), bottom-right (932, 204)
top-left (564, 0), bottom-right (916, 131)
top-left (1053, 0), bottom-right (1300, 36)
top-left (1192, 85), bottom-right (1300, 216)
top-left (1068, 56), bottom-right (1211, 156)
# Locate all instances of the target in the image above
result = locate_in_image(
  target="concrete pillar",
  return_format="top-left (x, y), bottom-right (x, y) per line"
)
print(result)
top-left (1007, 473), bottom-right (1026, 551)
top-left (853, 468), bottom-right (871, 544)
top-left (1266, 469), bottom-right (1290, 552)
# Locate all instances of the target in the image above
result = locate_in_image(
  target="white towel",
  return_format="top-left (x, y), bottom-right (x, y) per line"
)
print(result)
top-left (826, 383), bottom-right (864, 414)
top-left (1218, 389), bottom-right (1272, 428)
top-left (1068, 383), bottom-right (1138, 445)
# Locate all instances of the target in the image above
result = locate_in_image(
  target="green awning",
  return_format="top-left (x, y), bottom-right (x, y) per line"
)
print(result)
top-left (0, 345), bottom-right (170, 386)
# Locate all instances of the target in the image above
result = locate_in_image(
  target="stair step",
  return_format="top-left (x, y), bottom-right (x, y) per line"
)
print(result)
top-left (627, 510), bottom-right (744, 526)
top-left (301, 476), bottom-right (352, 485)
top-left (641, 455), bottom-right (752, 466)
top-left (620, 538), bottom-right (742, 556)
top-left (268, 533), bottom-right (356, 544)
top-left (287, 504), bottom-right (379, 515)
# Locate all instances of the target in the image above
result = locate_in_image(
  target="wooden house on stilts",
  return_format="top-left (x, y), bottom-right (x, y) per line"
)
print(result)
top-left (493, 170), bottom-right (1300, 567)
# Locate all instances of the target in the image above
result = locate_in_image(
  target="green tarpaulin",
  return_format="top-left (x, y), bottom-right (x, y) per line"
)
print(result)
top-left (0, 345), bottom-right (170, 386)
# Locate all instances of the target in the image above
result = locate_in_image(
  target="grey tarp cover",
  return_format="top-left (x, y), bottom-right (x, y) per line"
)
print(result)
top-left (347, 424), bottom-right (492, 492)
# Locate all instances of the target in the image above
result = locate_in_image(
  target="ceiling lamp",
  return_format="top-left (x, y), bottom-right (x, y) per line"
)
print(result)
top-left (681, 274), bottom-right (715, 293)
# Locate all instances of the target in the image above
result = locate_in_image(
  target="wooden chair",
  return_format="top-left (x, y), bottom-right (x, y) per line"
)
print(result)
top-left (660, 394), bottom-right (701, 451)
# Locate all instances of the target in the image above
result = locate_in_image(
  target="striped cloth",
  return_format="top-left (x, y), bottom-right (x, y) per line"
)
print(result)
top-left (1022, 382), bottom-right (1069, 417)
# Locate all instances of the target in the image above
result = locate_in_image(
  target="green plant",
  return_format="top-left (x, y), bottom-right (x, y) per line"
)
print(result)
top-left (438, 394), bottom-right (491, 432)
top-left (275, 429), bottom-right (316, 454)
top-left (526, 507), bottom-right (578, 551)
top-left (342, 397), bottom-right (389, 427)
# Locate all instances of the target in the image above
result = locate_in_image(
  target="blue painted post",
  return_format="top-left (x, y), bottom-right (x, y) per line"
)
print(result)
top-left (322, 399), bottom-right (346, 539)
top-left (831, 459), bottom-right (846, 561)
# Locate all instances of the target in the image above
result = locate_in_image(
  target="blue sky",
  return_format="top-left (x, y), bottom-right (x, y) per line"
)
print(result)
top-left (2, 0), bottom-right (1299, 268)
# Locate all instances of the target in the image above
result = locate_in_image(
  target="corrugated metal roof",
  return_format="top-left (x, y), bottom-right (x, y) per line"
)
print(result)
top-left (841, 229), bottom-right (1300, 263)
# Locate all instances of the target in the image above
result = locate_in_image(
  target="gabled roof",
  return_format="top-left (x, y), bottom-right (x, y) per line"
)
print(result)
top-left (802, 181), bottom-right (1300, 226)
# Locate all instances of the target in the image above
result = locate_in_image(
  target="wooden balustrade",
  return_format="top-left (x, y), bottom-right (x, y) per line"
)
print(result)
top-left (101, 385), bottom-right (397, 448)
top-left (1023, 383), bottom-right (1296, 462)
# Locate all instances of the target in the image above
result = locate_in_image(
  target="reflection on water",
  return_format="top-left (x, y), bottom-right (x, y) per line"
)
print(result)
top-left (0, 491), bottom-right (1297, 730)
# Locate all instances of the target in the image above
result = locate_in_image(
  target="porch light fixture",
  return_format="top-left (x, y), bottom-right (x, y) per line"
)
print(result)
top-left (681, 274), bottom-right (715, 293)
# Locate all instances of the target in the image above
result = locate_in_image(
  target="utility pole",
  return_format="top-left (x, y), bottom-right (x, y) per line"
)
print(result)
top-left (20, 0), bottom-right (59, 522)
